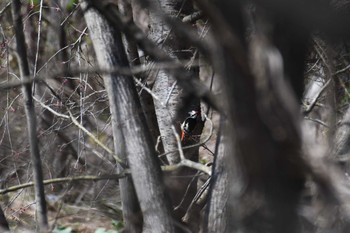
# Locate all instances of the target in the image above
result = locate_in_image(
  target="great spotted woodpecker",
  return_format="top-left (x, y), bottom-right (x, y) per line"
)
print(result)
top-left (181, 110), bottom-right (199, 141)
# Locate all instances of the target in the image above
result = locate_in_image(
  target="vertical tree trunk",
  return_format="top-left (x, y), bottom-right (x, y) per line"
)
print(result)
top-left (199, 1), bottom-right (307, 232)
top-left (118, 0), bottom-right (140, 67)
top-left (0, 206), bottom-right (9, 232)
top-left (145, 1), bottom-right (203, 227)
top-left (82, 2), bottom-right (175, 233)
top-left (11, 0), bottom-right (48, 231)
top-left (118, 0), bottom-right (161, 145)
top-left (334, 106), bottom-right (350, 172)
top-left (205, 119), bottom-right (243, 233)
top-left (147, 0), bottom-right (198, 165)
top-left (82, 4), bottom-right (142, 232)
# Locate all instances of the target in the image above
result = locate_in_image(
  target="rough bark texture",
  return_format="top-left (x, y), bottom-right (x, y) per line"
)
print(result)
top-left (83, 4), bottom-right (142, 232)
top-left (152, 70), bottom-right (181, 165)
top-left (147, 0), bottom-right (197, 165)
top-left (118, 0), bottom-right (161, 146)
top-left (118, 0), bottom-right (140, 67)
top-left (198, 1), bottom-right (307, 232)
top-left (11, 0), bottom-right (48, 231)
top-left (206, 119), bottom-right (243, 233)
top-left (334, 107), bottom-right (350, 172)
top-left (145, 1), bottom-right (203, 228)
top-left (82, 2), bottom-right (175, 233)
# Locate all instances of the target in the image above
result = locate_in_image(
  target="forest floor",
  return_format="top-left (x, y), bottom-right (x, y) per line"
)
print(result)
top-left (5, 188), bottom-right (123, 233)
top-left (3, 111), bottom-right (219, 233)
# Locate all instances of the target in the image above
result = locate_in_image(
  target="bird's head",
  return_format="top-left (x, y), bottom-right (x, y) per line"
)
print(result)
top-left (188, 110), bottom-right (199, 118)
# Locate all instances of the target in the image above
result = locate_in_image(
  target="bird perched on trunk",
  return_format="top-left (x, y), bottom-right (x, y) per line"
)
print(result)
top-left (180, 110), bottom-right (200, 141)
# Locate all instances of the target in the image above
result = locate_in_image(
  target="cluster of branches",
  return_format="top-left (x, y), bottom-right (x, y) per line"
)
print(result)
top-left (4, 0), bottom-right (350, 233)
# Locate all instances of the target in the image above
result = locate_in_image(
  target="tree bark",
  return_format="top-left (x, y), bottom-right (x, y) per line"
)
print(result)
top-left (334, 106), bottom-right (350, 172)
top-left (118, 0), bottom-right (140, 67)
top-left (82, 2), bottom-right (175, 233)
top-left (147, 0), bottom-right (198, 165)
top-left (198, 1), bottom-right (307, 232)
top-left (205, 119), bottom-right (243, 233)
top-left (144, 2), bottom-right (204, 228)
top-left (118, 0), bottom-right (161, 146)
top-left (11, 0), bottom-right (48, 231)
top-left (0, 206), bottom-right (9, 232)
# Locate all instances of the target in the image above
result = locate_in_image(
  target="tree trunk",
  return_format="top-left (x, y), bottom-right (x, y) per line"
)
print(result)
top-left (118, 0), bottom-right (161, 145)
top-left (198, 1), bottom-right (307, 232)
top-left (334, 106), bottom-right (350, 172)
top-left (147, 0), bottom-right (198, 165)
top-left (205, 119), bottom-right (243, 233)
top-left (0, 206), bottom-right (9, 232)
top-left (11, 0), bottom-right (48, 231)
top-left (145, 2), bottom-right (204, 228)
top-left (82, 3), bottom-right (175, 233)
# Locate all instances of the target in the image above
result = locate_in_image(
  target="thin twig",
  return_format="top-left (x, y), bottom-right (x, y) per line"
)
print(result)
top-left (173, 171), bottom-right (202, 211)
top-left (68, 111), bottom-right (125, 166)
top-left (133, 77), bottom-right (165, 105)
top-left (0, 173), bottom-right (127, 195)
top-left (0, 1), bottom-right (11, 17)
top-left (304, 117), bottom-right (329, 128)
top-left (334, 64), bottom-right (350, 75)
top-left (182, 177), bottom-right (211, 222)
top-left (60, 2), bottom-right (81, 26)
top-left (33, 96), bottom-right (69, 119)
top-left (165, 80), bottom-right (178, 106)
top-left (35, 27), bottom-right (88, 75)
top-left (32, 96), bottom-right (126, 167)
top-left (163, 122), bottom-right (212, 175)
top-left (305, 58), bottom-right (320, 74)
top-left (32, 0), bottom-right (44, 89)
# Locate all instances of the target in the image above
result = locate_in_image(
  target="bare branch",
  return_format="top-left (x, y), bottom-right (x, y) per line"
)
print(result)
top-left (32, 96), bottom-right (125, 167)
top-left (0, 173), bottom-right (127, 195)
top-left (0, 1), bottom-right (11, 17)
top-left (304, 116), bottom-right (329, 128)
top-left (334, 64), bottom-right (350, 75)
